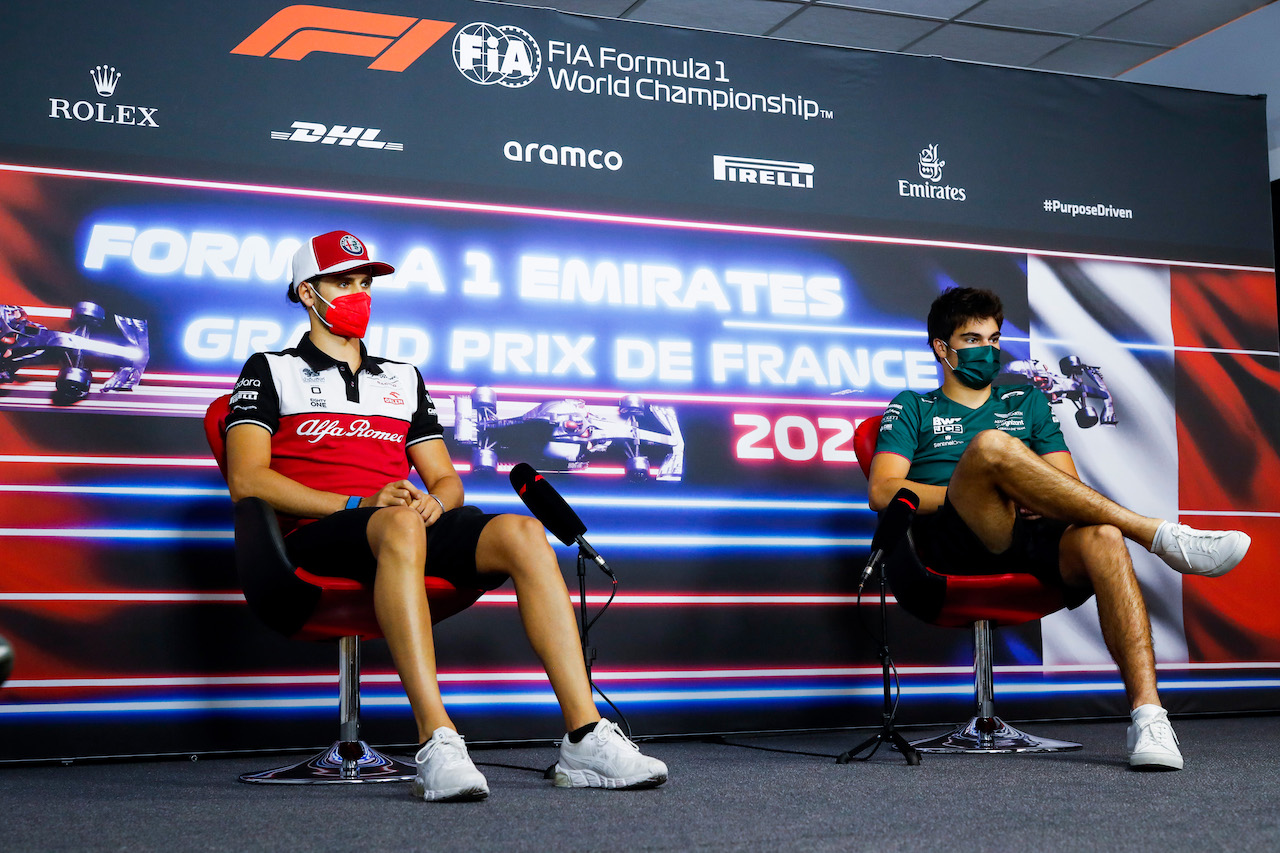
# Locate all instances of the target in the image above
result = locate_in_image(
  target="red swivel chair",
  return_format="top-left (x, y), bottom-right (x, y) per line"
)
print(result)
top-left (855, 415), bottom-right (1082, 753)
top-left (204, 394), bottom-right (485, 783)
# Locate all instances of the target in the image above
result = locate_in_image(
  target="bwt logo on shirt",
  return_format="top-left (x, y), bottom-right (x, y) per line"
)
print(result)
top-left (933, 416), bottom-right (964, 435)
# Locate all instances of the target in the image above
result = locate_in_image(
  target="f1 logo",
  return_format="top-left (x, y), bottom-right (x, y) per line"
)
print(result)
top-left (232, 5), bottom-right (454, 72)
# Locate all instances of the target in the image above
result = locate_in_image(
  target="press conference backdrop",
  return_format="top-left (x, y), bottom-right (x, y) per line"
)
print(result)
top-left (0, 1), bottom-right (1276, 761)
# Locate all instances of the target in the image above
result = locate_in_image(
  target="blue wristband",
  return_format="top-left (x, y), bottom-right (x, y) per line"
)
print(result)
top-left (345, 495), bottom-right (361, 511)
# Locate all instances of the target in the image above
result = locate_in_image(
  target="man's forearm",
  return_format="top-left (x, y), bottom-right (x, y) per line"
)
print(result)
top-left (425, 473), bottom-right (465, 511)
top-left (229, 466), bottom-right (351, 518)
top-left (870, 479), bottom-right (947, 514)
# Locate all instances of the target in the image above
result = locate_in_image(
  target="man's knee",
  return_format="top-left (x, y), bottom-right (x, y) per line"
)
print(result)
top-left (369, 506), bottom-right (426, 558)
top-left (1077, 523), bottom-right (1126, 554)
top-left (480, 514), bottom-right (556, 575)
top-left (1067, 524), bottom-right (1130, 576)
top-left (957, 429), bottom-right (1027, 474)
top-left (965, 428), bottom-right (1020, 457)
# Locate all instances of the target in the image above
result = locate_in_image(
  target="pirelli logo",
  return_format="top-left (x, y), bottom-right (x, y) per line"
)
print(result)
top-left (713, 155), bottom-right (814, 189)
top-left (232, 5), bottom-right (454, 72)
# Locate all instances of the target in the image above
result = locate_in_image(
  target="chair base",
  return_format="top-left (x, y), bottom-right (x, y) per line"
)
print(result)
top-left (909, 715), bottom-right (1083, 754)
top-left (239, 740), bottom-right (416, 784)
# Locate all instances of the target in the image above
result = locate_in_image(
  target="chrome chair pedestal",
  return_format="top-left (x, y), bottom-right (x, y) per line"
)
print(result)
top-left (911, 715), bottom-right (1082, 753)
top-left (239, 740), bottom-right (416, 784)
top-left (910, 619), bottom-right (1081, 755)
top-left (239, 636), bottom-right (416, 784)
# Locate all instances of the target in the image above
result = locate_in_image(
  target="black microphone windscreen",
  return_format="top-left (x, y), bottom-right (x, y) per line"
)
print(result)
top-left (509, 462), bottom-right (588, 546)
top-left (869, 488), bottom-right (919, 552)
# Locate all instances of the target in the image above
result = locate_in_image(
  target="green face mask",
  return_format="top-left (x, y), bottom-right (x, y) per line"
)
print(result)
top-left (945, 344), bottom-right (1001, 389)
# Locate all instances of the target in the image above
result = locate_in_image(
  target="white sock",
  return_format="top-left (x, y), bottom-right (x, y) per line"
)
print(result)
top-left (1149, 520), bottom-right (1174, 553)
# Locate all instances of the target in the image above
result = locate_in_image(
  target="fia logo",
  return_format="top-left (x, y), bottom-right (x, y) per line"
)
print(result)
top-left (453, 23), bottom-right (541, 87)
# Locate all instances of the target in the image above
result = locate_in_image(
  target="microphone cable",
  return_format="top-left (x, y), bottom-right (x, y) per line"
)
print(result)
top-left (581, 566), bottom-right (631, 738)
top-left (854, 564), bottom-right (903, 758)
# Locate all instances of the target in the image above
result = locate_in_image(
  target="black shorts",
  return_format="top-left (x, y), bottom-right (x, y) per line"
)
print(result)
top-left (283, 505), bottom-right (510, 592)
top-left (911, 496), bottom-right (1093, 609)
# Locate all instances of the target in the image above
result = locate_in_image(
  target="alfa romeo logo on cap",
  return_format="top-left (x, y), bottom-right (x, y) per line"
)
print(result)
top-left (339, 234), bottom-right (364, 255)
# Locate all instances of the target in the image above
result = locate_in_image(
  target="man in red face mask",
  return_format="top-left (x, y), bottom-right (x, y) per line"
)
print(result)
top-left (225, 230), bottom-right (667, 801)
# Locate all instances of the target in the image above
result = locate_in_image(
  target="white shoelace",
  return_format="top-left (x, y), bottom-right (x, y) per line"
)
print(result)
top-left (1161, 524), bottom-right (1215, 570)
top-left (1170, 534), bottom-right (1193, 570)
top-left (596, 720), bottom-right (640, 752)
top-left (1136, 718), bottom-right (1179, 749)
top-left (425, 732), bottom-right (470, 767)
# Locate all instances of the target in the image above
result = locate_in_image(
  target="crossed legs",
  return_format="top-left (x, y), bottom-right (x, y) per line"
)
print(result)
top-left (947, 429), bottom-right (1162, 709)
top-left (366, 506), bottom-right (596, 743)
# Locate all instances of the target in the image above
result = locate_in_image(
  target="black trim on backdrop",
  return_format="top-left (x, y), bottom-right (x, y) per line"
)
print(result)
top-left (2, 0), bottom-right (1272, 268)
top-left (1274, 178), bottom-right (1279, 331)
top-left (1, 0), bottom-right (1277, 762)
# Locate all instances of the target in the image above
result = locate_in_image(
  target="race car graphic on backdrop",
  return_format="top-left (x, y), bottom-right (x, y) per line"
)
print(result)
top-left (0, 302), bottom-right (149, 403)
top-left (451, 386), bottom-right (684, 480)
top-left (1005, 356), bottom-right (1115, 428)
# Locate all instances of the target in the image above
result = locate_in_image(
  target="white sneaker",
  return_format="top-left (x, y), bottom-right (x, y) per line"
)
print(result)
top-left (1150, 521), bottom-right (1250, 578)
top-left (411, 727), bottom-right (489, 801)
top-left (554, 719), bottom-right (668, 789)
top-left (1127, 705), bottom-right (1183, 771)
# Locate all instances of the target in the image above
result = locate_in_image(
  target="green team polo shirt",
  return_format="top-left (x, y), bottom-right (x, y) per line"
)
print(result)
top-left (875, 384), bottom-right (1070, 486)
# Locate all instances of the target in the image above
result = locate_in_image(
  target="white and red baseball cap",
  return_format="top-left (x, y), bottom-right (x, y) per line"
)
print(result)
top-left (289, 230), bottom-right (395, 295)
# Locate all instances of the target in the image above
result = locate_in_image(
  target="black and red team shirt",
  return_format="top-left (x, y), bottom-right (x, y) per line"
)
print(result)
top-left (225, 334), bottom-right (444, 535)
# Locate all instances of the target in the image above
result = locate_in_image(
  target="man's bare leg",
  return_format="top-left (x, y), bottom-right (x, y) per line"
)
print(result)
top-left (475, 514), bottom-right (600, 732)
top-left (1058, 523), bottom-right (1183, 770)
top-left (946, 431), bottom-right (1184, 767)
top-left (1059, 524), bottom-right (1160, 709)
top-left (367, 505), bottom-right (455, 743)
top-left (947, 429), bottom-right (1161, 553)
top-left (475, 514), bottom-right (668, 789)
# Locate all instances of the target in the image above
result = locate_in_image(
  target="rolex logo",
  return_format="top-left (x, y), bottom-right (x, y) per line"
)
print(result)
top-left (90, 65), bottom-right (121, 97)
top-left (49, 63), bottom-right (158, 128)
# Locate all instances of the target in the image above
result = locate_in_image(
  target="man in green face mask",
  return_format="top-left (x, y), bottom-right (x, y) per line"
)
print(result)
top-left (869, 286), bottom-right (1251, 772)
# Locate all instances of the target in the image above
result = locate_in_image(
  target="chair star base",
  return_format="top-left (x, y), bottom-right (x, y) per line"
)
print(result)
top-left (238, 740), bottom-right (415, 784)
top-left (909, 715), bottom-right (1083, 754)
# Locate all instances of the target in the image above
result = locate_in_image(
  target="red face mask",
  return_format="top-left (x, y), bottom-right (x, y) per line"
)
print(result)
top-left (310, 288), bottom-right (371, 338)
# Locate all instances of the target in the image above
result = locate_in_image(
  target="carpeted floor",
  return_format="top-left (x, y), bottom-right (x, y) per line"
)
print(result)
top-left (2, 716), bottom-right (1277, 851)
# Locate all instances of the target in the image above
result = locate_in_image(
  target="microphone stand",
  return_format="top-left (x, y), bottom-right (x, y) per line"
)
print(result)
top-left (576, 548), bottom-right (596, 680)
top-left (544, 547), bottom-right (600, 780)
top-left (837, 554), bottom-right (921, 766)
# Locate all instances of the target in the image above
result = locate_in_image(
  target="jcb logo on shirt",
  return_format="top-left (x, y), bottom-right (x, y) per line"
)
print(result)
top-left (933, 416), bottom-right (964, 435)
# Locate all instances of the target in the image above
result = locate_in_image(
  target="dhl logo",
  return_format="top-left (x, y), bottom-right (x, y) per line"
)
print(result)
top-left (232, 5), bottom-right (453, 72)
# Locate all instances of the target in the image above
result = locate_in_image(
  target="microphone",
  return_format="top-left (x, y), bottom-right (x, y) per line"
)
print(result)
top-left (860, 488), bottom-right (919, 586)
top-left (509, 462), bottom-right (612, 576)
